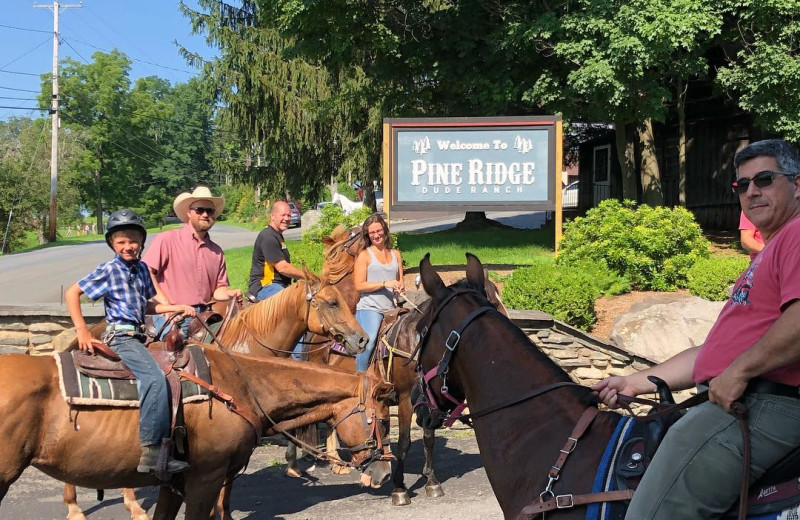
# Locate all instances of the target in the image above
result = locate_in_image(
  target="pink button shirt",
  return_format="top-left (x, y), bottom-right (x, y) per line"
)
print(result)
top-left (142, 223), bottom-right (229, 306)
top-left (694, 216), bottom-right (800, 386)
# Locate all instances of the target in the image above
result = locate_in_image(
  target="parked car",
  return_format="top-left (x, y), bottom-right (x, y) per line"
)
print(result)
top-left (562, 181), bottom-right (579, 209)
top-left (288, 201), bottom-right (301, 227)
top-left (374, 190), bottom-right (384, 213)
top-left (313, 201), bottom-right (337, 211)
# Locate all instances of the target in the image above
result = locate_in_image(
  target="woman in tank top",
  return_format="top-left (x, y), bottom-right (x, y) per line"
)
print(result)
top-left (353, 213), bottom-right (405, 373)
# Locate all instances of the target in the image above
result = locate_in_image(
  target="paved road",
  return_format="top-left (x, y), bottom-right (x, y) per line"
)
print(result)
top-left (0, 212), bottom-right (545, 305)
top-left (0, 429), bottom-right (504, 520)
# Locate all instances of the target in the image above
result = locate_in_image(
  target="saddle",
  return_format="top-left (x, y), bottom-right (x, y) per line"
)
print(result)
top-left (613, 378), bottom-right (800, 518)
top-left (329, 307), bottom-right (410, 362)
top-left (142, 299), bottom-right (240, 345)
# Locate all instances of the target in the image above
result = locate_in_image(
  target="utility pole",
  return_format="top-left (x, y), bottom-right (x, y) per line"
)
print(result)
top-left (34, 1), bottom-right (81, 242)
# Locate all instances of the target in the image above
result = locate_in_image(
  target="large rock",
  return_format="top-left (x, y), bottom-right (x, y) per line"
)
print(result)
top-left (301, 210), bottom-right (322, 230)
top-left (610, 294), bottom-right (725, 363)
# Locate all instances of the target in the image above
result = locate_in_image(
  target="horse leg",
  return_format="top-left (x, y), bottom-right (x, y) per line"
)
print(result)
top-left (391, 397), bottom-right (413, 506)
top-left (327, 430), bottom-right (351, 475)
top-left (182, 479), bottom-right (226, 520)
top-left (422, 427), bottom-right (444, 498)
top-left (284, 440), bottom-right (302, 478)
top-left (122, 488), bottom-right (151, 520)
top-left (214, 481), bottom-right (234, 520)
top-left (63, 483), bottom-right (88, 520)
top-left (151, 486), bottom-right (183, 520)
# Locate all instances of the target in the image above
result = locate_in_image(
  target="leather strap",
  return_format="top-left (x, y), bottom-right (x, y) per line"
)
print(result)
top-left (519, 489), bottom-right (635, 519)
top-left (179, 371), bottom-right (263, 444)
top-left (548, 407), bottom-right (599, 480)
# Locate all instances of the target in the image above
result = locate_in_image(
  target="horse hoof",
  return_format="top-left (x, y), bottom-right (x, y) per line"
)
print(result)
top-left (331, 464), bottom-right (352, 475)
top-left (391, 490), bottom-right (411, 506)
top-left (285, 466), bottom-right (303, 478)
top-left (425, 484), bottom-right (445, 498)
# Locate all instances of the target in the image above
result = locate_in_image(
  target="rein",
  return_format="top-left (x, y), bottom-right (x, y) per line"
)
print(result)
top-left (195, 315), bottom-right (386, 470)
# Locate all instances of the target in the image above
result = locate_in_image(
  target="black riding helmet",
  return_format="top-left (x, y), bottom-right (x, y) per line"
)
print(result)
top-left (104, 209), bottom-right (147, 249)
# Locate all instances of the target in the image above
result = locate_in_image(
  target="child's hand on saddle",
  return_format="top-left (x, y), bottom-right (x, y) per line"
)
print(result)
top-left (75, 328), bottom-right (95, 354)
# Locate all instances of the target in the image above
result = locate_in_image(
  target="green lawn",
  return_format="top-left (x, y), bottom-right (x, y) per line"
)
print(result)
top-left (224, 227), bottom-right (552, 293)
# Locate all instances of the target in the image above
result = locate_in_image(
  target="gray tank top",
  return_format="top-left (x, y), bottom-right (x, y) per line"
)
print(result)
top-left (356, 247), bottom-right (398, 313)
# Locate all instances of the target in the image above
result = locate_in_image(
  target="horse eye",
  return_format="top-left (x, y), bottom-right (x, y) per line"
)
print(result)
top-left (326, 299), bottom-right (338, 307)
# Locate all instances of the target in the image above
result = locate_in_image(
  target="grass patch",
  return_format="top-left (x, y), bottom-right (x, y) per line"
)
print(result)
top-left (223, 227), bottom-right (552, 292)
top-left (397, 228), bottom-right (553, 267)
top-left (16, 224), bottom-right (183, 253)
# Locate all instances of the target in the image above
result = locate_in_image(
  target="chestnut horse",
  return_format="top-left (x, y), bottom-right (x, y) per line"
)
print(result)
top-left (0, 344), bottom-right (394, 520)
top-left (59, 268), bottom-right (372, 520)
top-left (299, 226), bottom-right (508, 505)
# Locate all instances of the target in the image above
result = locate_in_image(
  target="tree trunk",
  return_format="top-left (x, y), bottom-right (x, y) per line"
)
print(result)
top-left (453, 211), bottom-right (513, 231)
top-left (614, 119), bottom-right (637, 201)
top-left (639, 119), bottom-right (664, 206)
top-left (677, 77), bottom-right (687, 206)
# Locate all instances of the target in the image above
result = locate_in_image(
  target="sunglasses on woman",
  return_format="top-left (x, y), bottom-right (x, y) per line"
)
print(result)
top-left (731, 170), bottom-right (797, 195)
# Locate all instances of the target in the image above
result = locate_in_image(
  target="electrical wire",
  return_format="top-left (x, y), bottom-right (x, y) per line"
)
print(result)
top-left (1, 37), bottom-right (52, 70)
top-left (0, 22), bottom-right (51, 34)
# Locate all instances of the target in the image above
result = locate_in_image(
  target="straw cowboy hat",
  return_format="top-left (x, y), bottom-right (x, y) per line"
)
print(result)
top-left (173, 186), bottom-right (225, 223)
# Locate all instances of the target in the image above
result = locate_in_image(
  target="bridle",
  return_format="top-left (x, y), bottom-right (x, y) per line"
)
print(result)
top-left (239, 279), bottom-right (348, 355)
top-left (193, 316), bottom-right (391, 471)
top-left (327, 374), bottom-right (394, 469)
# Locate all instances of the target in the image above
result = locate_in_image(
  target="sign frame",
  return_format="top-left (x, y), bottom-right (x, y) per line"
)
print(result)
top-left (382, 116), bottom-right (563, 216)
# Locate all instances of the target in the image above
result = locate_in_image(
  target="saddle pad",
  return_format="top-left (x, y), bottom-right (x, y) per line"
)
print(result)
top-left (584, 416), bottom-right (800, 520)
top-left (54, 345), bottom-right (212, 408)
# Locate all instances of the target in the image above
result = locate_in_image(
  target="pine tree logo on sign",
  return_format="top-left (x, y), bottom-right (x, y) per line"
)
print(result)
top-left (514, 135), bottom-right (533, 154)
top-left (413, 136), bottom-right (431, 155)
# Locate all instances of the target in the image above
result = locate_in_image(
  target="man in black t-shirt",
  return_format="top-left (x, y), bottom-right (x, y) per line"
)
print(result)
top-left (248, 201), bottom-right (305, 301)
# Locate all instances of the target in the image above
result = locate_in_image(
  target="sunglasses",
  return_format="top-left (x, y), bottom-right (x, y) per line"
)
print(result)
top-left (191, 206), bottom-right (216, 216)
top-left (732, 170), bottom-right (797, 194)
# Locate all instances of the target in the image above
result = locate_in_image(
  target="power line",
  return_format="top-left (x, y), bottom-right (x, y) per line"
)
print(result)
top-left (0, 22), bottom-right (51, 34)
top-left (0, 69), bottom-right (41, 77)
top-left (1, 37), bottom-right (52, 70)
top-left (61, 38), bottom-right (91, 66)
top-left (0, 96), bottom-right (38, 101)
top-left (0, 86), bottom-right (40, 93)
top-left (0, 105), bottom-right (47, 111)
top-left (61, 35), bottom-right (197, 76)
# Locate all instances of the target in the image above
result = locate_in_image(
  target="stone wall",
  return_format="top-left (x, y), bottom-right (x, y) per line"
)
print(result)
top-left (0, 305), bottom-right (104, 355)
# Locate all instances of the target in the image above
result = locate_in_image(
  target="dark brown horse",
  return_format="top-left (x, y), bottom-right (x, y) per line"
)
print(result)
top-left (59, 267), bottom-right (373, 520)
top-left (415, 253), bottom-right (621, 519)
top-left (0, 344), bottom-right (393, 520)
top-left (300, 226), bottom-right (508, 505)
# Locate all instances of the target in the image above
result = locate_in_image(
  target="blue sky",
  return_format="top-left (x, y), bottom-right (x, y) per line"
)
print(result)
top-left (0, 0), bottom-right (216, 120)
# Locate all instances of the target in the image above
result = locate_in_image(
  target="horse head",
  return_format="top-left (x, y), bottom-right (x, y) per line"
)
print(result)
top-left (413, 253), bottom-right (497, 429)
top-left (303, 264), bottom-right (368, 355)
top-left (321, 226), bottom-right (364, 311)
top-left (329, 376), bottom-right (395, 488)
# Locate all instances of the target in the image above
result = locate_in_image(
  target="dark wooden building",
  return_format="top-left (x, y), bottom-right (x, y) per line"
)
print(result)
top-left (575, 98), bottom-right (768, 230)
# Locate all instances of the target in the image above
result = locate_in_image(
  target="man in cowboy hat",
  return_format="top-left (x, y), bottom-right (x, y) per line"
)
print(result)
top-left (143, 186), bottom-right (242, 325)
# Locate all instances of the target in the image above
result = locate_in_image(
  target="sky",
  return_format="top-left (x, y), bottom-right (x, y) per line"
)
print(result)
top-left (0, 0), bottom-right (217, 120)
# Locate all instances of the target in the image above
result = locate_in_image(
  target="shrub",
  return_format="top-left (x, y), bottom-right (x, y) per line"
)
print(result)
top-left (687, 256), bottom-right (750, 301)
top-left (502, 262), bottom-right (598, 330)
top-left (302, 205), bottom-right (372, 244)
top-left (558, 200), bottom-right (710, 291)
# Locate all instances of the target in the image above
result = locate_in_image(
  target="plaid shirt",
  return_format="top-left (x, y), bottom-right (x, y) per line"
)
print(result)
top-left (77, 256), bottom-right (156, 325)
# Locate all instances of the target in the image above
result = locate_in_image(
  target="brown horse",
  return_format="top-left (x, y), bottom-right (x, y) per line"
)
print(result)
top-left (0, 345), bottom-right (394, 520)
top-left (59, 268), bottom-right (372, 520)
top-left (414, 253), bottom-right (621, 519)
top-left (300, 226), bottom-right (508, 506)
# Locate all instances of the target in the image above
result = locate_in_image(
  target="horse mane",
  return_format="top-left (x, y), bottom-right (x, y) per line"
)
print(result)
top-left (321, 226), bottom-right (364, 281)
top-left (222, 284), bottom-right (300, 345)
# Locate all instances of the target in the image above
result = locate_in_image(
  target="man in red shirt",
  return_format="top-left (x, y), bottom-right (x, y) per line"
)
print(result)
top-left (143, 186), bottom-right (242, 335)
top-left (593, 139), bottom-right (800, 519)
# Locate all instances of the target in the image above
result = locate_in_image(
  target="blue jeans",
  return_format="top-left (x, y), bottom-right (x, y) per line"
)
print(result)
top-left (355, 309), bottom-right (383, 373)
top-left (626, 389), bottom-right (800, 519)
top-left (256, 282), bottom-right (287, 301)
top-left (105, 330), bottom-right (170, 446)
top-left (152, 313), bottom-right (190, 340)
top-left (256, 282), bottom-right (306, 360)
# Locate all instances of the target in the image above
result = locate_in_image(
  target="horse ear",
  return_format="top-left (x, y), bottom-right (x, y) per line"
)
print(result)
top-left (465, 253), bottom-right (485, 293)
top-left (420, 253), bottom-right (446, 299)
top-left (302, 263), bottom-right (320, 288)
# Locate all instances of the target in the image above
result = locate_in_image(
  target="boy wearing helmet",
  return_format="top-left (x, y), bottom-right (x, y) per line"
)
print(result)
top-left (65, 209), bottom-right (193, 475)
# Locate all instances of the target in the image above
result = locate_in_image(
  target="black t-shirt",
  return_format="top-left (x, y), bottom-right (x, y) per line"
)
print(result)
top-left (248, 226), bottom-right (292, 295)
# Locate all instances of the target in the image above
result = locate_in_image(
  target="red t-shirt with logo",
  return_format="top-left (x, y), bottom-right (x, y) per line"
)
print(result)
top-left (694, 216), bottom-right (800, 385)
